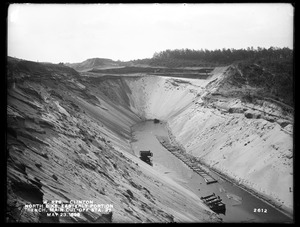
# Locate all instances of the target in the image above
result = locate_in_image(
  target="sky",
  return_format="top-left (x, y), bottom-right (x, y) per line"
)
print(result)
top-left (7, 3), bottom-right (294, 63)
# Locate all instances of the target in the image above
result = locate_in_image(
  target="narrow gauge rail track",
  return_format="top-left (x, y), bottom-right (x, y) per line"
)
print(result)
top-left (156, 136), bottom-right (218, 184)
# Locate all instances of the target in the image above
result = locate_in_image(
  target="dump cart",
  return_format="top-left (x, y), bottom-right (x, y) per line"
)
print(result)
top-left (200, 193), bottom-right (226, 215)
top-left (139, 150), bottom-right (153, 166)
top-left (154, 118), bottom-right (160, 124)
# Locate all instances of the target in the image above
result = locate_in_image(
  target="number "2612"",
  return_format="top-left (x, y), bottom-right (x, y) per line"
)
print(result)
top-left (254, 208), bottom-right (267, 213)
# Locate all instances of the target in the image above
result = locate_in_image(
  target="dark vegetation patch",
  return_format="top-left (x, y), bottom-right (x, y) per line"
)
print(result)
top-left (129, 48), bottom-right (293, 99)
top-left (131, 47), bottom-right (292, 67)
top-left (236, 61), bottom-right (293, 107)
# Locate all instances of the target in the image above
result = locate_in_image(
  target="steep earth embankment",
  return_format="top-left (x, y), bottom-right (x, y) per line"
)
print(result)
top-left (6, 58), bottom-right (219, 223)
top-left (6, 57), bottom-right (293, 222)
top-left (125, 67), bottom-right (227, 120)
top-left (166, 66), bottom-right (293, 216)
top-left (112, 65), bottom-right (293, 216)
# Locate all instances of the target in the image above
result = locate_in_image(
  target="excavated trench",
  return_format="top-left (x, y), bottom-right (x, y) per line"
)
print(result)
top-left (86, 70), bottom-right (292, 222)
top-left (116, 70), bottom-right (293, 222)
top-left (130, 120), bottom-right (291, 222)
top-left (7, 61), bottom-right (293, 223)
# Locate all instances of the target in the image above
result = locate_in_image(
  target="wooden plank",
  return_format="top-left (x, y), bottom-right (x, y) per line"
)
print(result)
top-left (196, 171), bottom-right (206, 174)
top-left (206, 180), bottom-right (218, 184)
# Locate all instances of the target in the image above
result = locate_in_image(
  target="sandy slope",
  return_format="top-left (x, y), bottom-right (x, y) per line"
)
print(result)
top-left (168, 103), bottom-right (293, 213)
top-left (83, 66), bottom-right (293, 218)
top-left (6, 61), bottom-right (219, 223)
top-left (164, 72), bottom-right (293, 215)
top-left (123, 67), bottom-right (293, 216)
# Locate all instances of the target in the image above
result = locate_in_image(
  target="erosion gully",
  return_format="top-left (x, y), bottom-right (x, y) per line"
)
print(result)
top-left (130, 120), bottom-right (292, 223)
